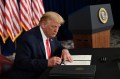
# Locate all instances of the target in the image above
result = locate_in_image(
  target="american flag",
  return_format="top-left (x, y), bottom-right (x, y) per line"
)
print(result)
top-left (20, 0), bottom-right (34, 31)
top-left (0, 0), bottom-right (45, 43)
top-left (5, 0), bottom-right (22, 42)
top-left (32, 0), bottom-right (45, 26)
top-left (0, 0), bottom-right (8, 43)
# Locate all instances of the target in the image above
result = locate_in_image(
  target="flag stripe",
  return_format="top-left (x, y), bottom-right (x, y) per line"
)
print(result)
top-left (32, 0), bottom-right (45, 26)
top-left (0, 0), bottom-right (45, 43)
top-left (5, 0), bottom-right (22, 42)
top-left (32, 0), bottom-right (40, 24)
top-left (11, 0), bottom-right (20, 33)
top-left (0, 0), bottom-right (8, 43)
top-left (39, 0), bottom-right (45, 14)
top-left (20, 0), bottom-right (34, 31)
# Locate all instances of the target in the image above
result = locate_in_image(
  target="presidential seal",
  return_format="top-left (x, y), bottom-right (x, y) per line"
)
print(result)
top-left (99, 8), bottom-right (108, 24)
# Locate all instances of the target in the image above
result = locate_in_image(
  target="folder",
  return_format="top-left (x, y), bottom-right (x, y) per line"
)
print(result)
top-left (49, 65), bottom-right (96, 79)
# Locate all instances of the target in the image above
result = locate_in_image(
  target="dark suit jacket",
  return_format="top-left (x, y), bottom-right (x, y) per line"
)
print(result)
top-left (9, 26), bottom-right (64, 79)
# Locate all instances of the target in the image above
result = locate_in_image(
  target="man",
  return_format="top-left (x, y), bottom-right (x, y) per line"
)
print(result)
top-left (9, 11), bottom-right (73, 79)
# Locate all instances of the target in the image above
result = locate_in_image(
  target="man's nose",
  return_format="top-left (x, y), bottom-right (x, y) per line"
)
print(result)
top-left (55, 27), bottom-right (59, 32)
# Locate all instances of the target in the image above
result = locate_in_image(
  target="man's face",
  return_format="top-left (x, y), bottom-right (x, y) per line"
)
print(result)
top-left (43, 20), bottom-right (61, 38)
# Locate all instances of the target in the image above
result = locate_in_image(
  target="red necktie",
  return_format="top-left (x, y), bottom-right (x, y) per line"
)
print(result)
top-left (46, 38), bottom-right (51, 59)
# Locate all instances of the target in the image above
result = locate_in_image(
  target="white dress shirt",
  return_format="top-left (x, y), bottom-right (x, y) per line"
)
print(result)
top-left (40, 27), bottom-right (51, 59)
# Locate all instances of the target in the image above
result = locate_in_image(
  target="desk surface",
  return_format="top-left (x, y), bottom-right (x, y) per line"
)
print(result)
top-left (69, 48), bottom-right (120, 79)
top-left (40, 48), bottom-right (120, 79)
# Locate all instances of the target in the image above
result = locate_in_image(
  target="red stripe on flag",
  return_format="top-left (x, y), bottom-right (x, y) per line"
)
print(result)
top-left (0, 0), bottom-right (8, 43)
top-left (20, 0), bottom-right (34, 31)
top-left (32, 0), bottom-right (45, 26)
top-left (5, 0), bottom-right (22, 42)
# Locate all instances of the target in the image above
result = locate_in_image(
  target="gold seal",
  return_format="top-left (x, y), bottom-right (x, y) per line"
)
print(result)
top-left (99, 8), bottom-right (108, 24)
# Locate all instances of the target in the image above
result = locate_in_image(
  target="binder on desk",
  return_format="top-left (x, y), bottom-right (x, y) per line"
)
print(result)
top-left (49, 65), bottom-right (96, 79)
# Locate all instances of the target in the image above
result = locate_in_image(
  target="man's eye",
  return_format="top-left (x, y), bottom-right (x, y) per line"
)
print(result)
top-left (51, 26), bottom-right (56, 28)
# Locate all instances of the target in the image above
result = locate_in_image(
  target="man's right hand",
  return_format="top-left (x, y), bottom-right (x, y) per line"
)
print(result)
top-left (48, 56), bottom-right (62, 67)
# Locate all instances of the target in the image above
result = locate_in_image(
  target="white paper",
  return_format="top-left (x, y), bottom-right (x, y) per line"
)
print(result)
top-left (64, 61), bottom-right (91, 65)
top-left (61, 55), bottom-right (92, 65)
top-left (71, 55), bottom-right (92, 60)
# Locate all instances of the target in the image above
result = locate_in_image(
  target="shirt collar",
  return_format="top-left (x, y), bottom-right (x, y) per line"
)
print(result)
top-left (40, 27), bottom-right (47, 41)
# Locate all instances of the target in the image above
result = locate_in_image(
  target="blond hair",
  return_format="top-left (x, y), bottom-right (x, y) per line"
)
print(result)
top-left (40, 11), bottom-right (64, 25)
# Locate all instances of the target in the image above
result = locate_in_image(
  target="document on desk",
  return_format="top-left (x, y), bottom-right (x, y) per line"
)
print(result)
top-left (72, 55), bottom-right (92, 60)
top-left (62, 55), bottom-right (92, 65)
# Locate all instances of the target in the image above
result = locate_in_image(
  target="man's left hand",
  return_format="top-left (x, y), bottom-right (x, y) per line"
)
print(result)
top-left (61, 49), bottom-right (73, 62)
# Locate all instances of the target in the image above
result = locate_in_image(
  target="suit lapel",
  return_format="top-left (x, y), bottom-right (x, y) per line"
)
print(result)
top-left (50, 38), bottom-right (54, 56)
top-left (39, 41), bottom-right (46, 57)
top-left (34, 26), bottom-right (46, 57)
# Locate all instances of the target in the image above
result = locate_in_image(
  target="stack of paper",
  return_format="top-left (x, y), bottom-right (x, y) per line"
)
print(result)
top-left (72, 55), bottom-right (92, 60)
top-left (62, 55), bottom-right (92, 65)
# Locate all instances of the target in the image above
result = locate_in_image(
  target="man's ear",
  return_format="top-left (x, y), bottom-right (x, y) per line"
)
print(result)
top-left (41, 22), bottom-right (46, 28)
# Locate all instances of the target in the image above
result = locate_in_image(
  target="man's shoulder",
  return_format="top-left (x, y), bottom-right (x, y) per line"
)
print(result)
top-left (22, 26), bottom-right (40, 37)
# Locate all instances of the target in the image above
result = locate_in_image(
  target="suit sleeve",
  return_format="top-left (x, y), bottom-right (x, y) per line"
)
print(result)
top-left (14, 35), bottom-right (48, 73)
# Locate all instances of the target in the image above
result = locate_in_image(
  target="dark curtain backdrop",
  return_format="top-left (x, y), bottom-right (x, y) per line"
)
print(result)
top-left (43, 0), bottom-right (111, 41)
top-left (43, 0), bottom-right (91, 41)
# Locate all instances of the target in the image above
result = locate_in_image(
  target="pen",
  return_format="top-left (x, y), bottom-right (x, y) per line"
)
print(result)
top-left (61, 60), bottom-right (66, 65)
